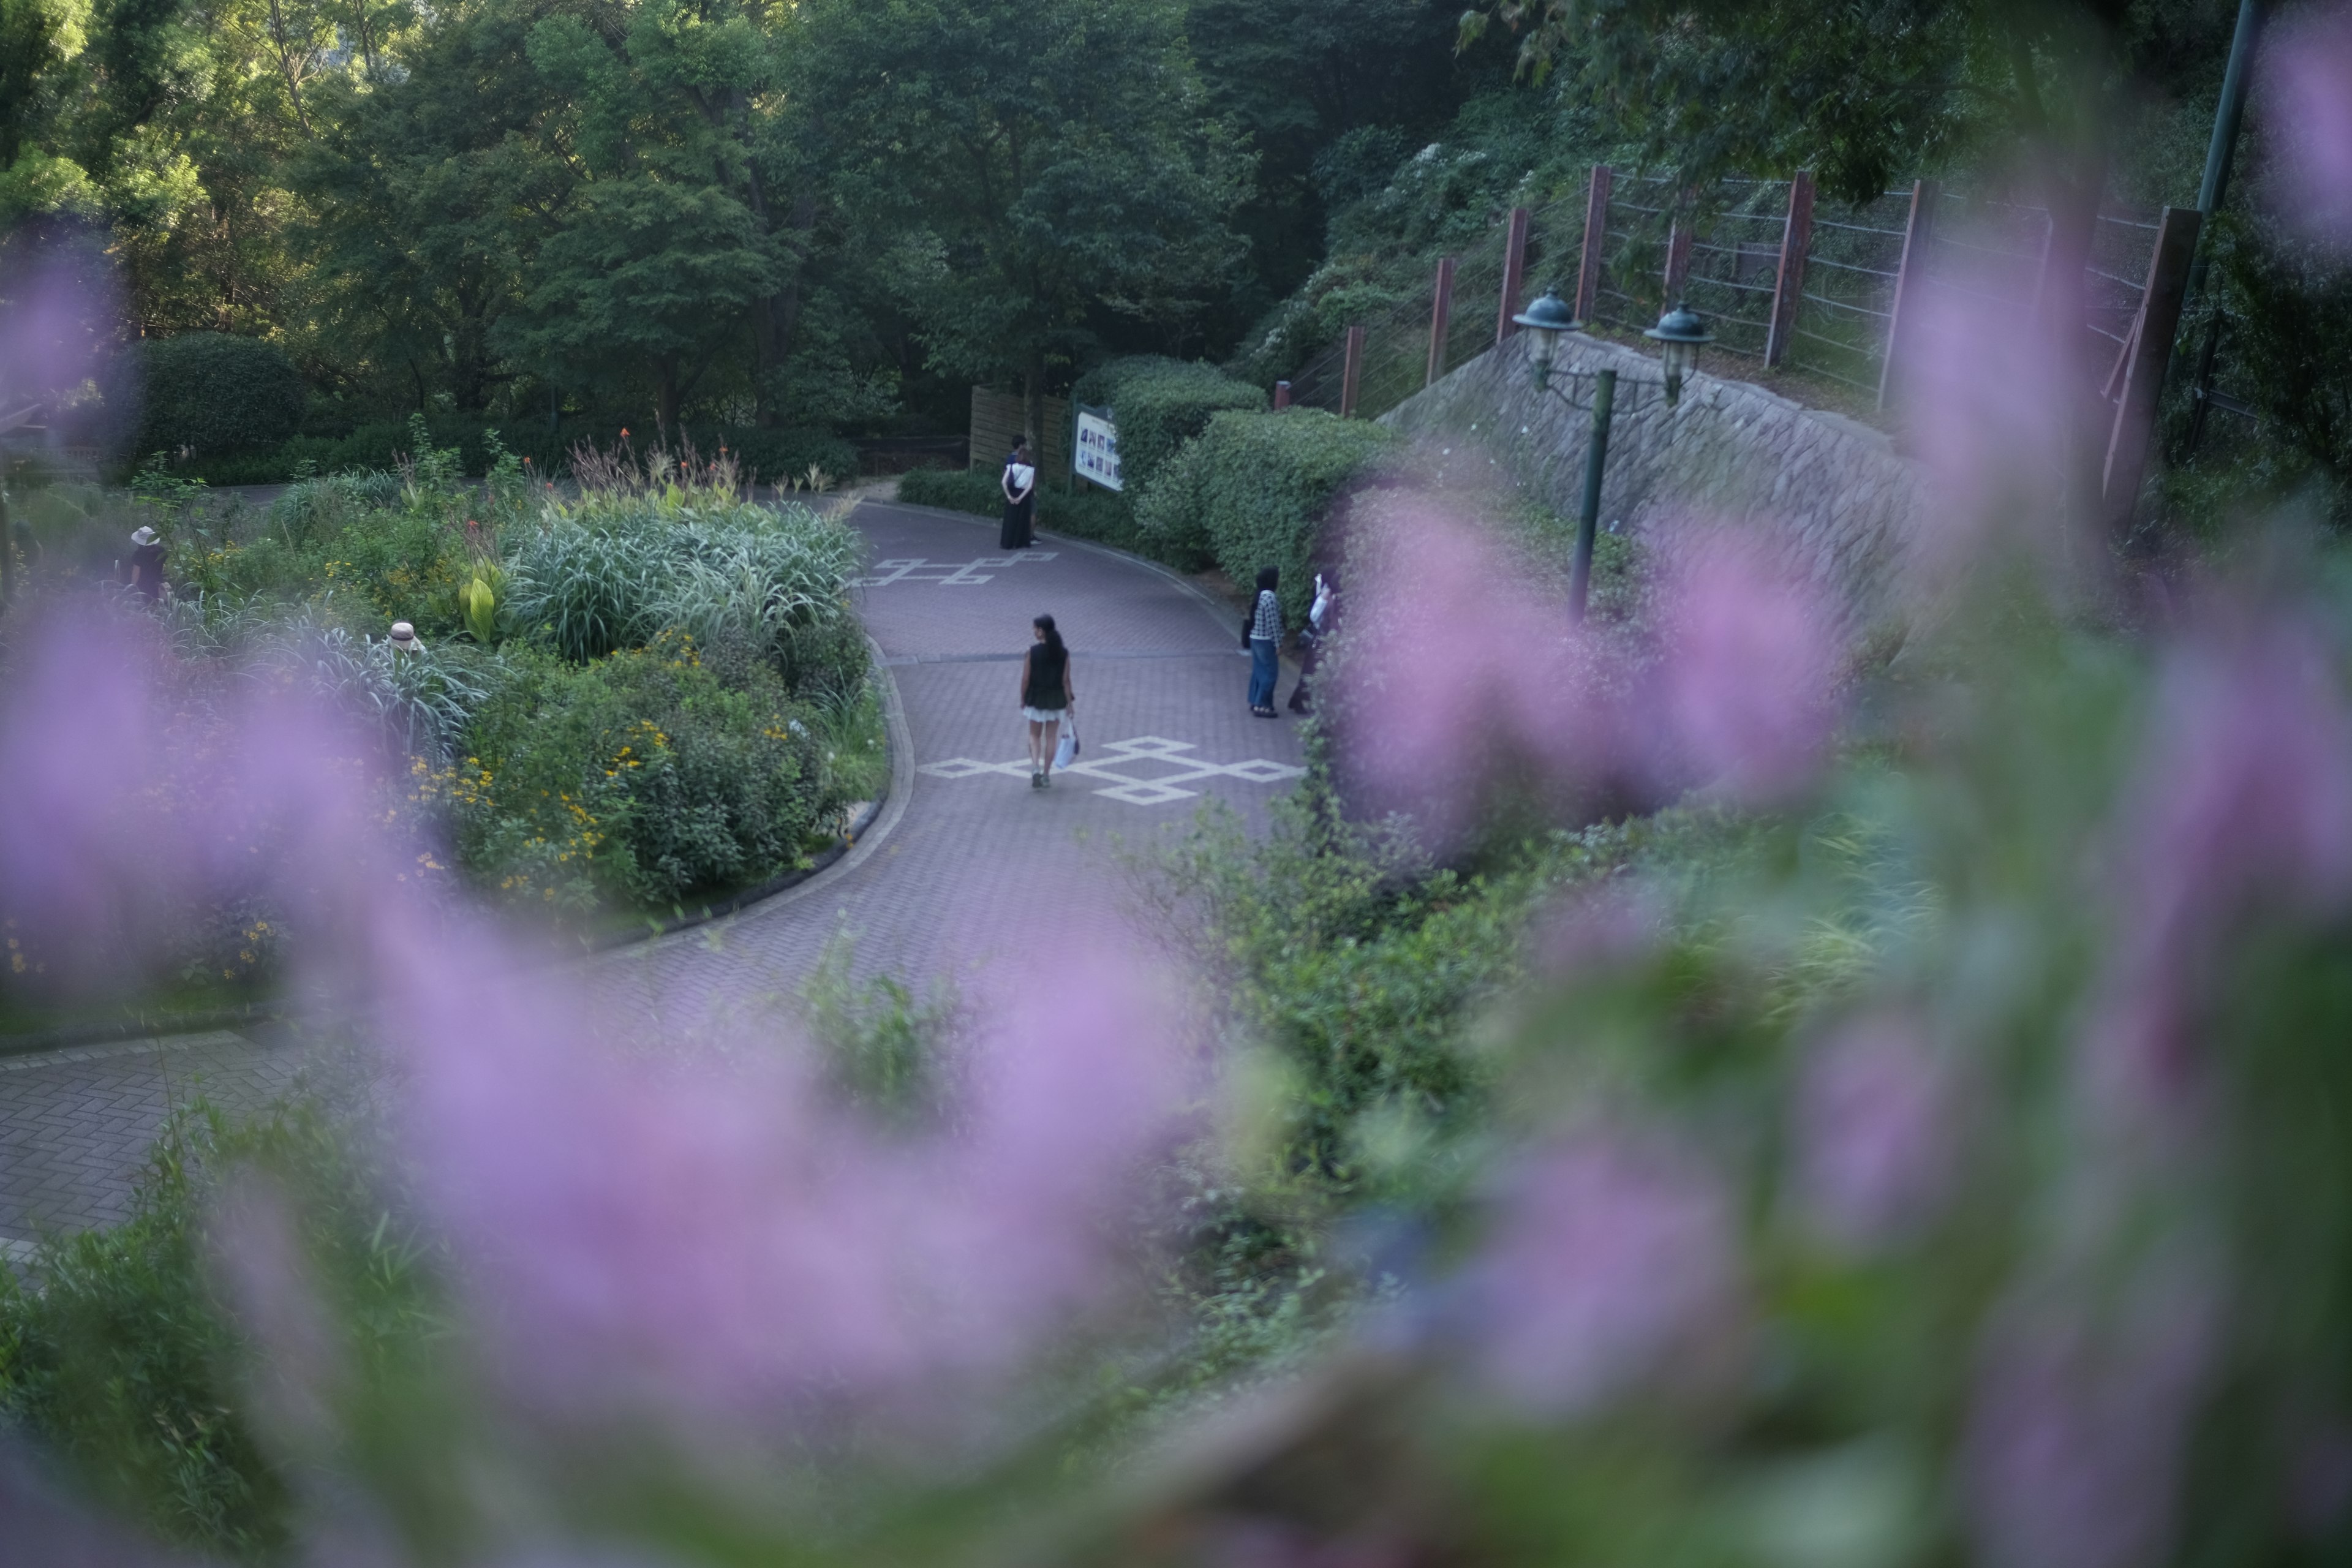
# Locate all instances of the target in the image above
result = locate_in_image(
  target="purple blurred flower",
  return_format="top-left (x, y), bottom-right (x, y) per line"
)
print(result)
top-left (209, 1174), bottom-right (344, 1450)
top-left (2261, 6), bottom-right (2352, 252)
top-left (394, 933), bottom-right (1189, 1421)
top-left (1333, 503), bottom-right (1613, 845)
top-left (1336, 506), bottom-right (1841, 845)
top-left (1964, 1262), bottom-right (2222, 1568)
top-left (1532, 879), bottom-right (1667, 978)
top-left (2086, 614), bottom-right (2352, 1134)
top-left (1793, 1014), bottom-right (1965, 1251)
top-left (1646, 530), bottom-right (1842, 802)
top-left (4, 602), bottom-right (1195, 1433)
top-left (1469, 1129), bottom-right (1741, 1415)
top-left (0, 236), bottom-right (122, 408)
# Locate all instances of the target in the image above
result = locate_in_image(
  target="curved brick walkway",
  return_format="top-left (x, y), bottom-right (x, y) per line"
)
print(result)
top-left (0, 499), bottom-right (1305, 1244)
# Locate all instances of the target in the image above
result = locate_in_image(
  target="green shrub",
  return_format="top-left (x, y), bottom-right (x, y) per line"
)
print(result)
top-left (1137, 410), bottom-right (1397, 624)
top-left (0, 1101), bottom-right (439, 1564)
top-left (266, 472), bottom-right (404, 551)
top-left (110, 334), bottom-right (306, 463)
top-left (895, 467), bottom-right (1213, 571)
top-left (1069, 356), bottom-right (1267, 497)
top-left (450, 639), bottom-right (832, 909)
top-left (503, 499), bottom-right (864, 700)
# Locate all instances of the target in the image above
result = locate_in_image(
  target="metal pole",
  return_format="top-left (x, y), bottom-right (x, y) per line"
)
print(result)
top-left (1425, 257), bottom-right (1456, 388)
top-left (0, 474), bottom-right (12, 612)
top-left (1570, 368), bottom-right (1616, 623)
top-left (2184, 0), bottom-right (2269, 452)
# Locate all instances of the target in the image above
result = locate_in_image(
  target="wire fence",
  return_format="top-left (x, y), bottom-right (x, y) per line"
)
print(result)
top-left (1281, 167), bottom-right (2166, 426)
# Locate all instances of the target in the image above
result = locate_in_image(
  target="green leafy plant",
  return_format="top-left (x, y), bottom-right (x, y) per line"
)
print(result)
top-left (1137, 409), bottom-right (1397, 622)
top-left (105, 334), bottom-right (307, 466)
top-left (1069, 356), bottom-right (1267, 497)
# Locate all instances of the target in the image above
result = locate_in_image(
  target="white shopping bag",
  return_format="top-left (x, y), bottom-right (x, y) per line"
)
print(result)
top-left (1054, 717), bottom-right (1079, 772)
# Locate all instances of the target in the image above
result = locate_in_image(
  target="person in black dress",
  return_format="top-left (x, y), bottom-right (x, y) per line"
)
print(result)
top-left (1019, 613), bottom-right (1075, 788)
top-left (999, 438), bottom-right (1037, 549)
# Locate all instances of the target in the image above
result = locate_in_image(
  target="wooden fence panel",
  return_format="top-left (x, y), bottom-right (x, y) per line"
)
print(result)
top-left (968, 386), bottom-right (1071, 477)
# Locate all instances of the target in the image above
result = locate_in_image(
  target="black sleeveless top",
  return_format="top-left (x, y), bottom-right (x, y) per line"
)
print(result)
top-left (1023, 643), bottom-right (1068, 709)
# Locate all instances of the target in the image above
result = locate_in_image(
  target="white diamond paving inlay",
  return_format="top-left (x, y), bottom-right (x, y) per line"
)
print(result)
top-left (919, 736), bottom-right (1305, 805)
top-left (856, 551), bottom-right (1057, 587)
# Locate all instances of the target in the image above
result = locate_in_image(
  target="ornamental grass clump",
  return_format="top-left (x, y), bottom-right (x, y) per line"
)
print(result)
top-left (504, 493), bottom-right (862, 698)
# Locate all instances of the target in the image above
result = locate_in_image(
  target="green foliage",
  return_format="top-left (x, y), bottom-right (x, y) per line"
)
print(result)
top-left (0, 1100), bottom-right (440, 1563)
top-left (1070, 356), bottom-right (1267, 498)
top-left (451, 638), bottom-right (832, 909)
top-left (804, 0), bottom-right (1251, 404)
top-left (1137, 409), bottom-right (1397, 621)
top-left (799, 929), bottom-right (964, 1131)
top-left (112, 333), bottom-right (306, 462)
top-left (895, 467), bottom-right (1212, 571)
top-left (2159, 213), bottom-right (2352, 530)
top-left (503, 498), bottom-right (864, 701)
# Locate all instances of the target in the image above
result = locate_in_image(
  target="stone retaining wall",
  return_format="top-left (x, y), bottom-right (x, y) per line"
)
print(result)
top-left (1379, 333), bottom-right (1930, 625)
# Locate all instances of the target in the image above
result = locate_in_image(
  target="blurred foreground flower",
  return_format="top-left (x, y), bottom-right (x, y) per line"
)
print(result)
top-left (2262, 4), bottom-right (2352, 252)
top-left (1334, 505), bottom-right (1842, 846)
top-left (394, 938), bottom-right (1190, 1423)
top-left (2086, 612), bottom-right (2352, 1137)
top-left (1793, 1013), bottom-right (1966, 1252)
top-left (1468, 1129), bottom-right (1741, 1415)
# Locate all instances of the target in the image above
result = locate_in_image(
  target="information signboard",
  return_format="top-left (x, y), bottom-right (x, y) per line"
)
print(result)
top-left (1074, 405), bottom-right (1121, 491)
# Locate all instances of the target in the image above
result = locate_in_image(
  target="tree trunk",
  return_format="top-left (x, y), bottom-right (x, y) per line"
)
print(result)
top-left (657, 358), bottom-right (682, 448)
top-left (1023, 346), bottom-right (1047, 459)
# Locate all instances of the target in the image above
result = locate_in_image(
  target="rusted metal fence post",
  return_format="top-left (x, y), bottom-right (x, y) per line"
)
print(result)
top-left (2103, 205), bottom-right (2203, 532)
top-left (1493, 206), bottom-right (1532, 345)
top-left (1338, 325), bottom-right (1366, 418)
top-left (1574, 165), bottom-right (1612, 321)
top-left (1765, 170), bottom-right (1815, 368)
top-left (1425, 257), bottom-right (1456, 386)
top-left (1877, 179), bottom-right (1942, 412)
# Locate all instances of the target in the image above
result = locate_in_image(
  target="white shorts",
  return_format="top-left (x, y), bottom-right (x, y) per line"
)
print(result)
top-left (1022, 707), bottom-right (1067, 725)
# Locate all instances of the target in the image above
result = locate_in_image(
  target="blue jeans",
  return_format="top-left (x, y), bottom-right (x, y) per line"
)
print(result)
top-left (1249, 636), bottom-right (1280, 708)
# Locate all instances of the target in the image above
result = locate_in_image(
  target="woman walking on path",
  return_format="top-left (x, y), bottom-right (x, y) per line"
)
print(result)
top-left (1020, 612), bottom-right (1075, 788)
top-left (1287, 569), bottom-right (1335, 714)
top-left (1000, 438), bottom-right (1038, 549)
top-left (1246, 565), bottom-right (1282, 717)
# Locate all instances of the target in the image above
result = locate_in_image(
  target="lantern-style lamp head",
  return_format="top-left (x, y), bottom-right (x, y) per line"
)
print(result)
top-left (1511, 291), bottom-right (1582, 391)
top-left (1644, 303), bottom-right (1713, 407)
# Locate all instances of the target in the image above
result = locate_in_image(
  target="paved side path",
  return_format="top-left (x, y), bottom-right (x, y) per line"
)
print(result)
top-left (0, 500), bottom-right (1305, 1242)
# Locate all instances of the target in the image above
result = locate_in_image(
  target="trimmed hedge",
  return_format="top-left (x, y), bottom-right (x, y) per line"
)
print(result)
top-left (1136, 410), bottom-right (1397, 626)
top-left (111, 333), bottom-right (305, 462)
top-left (895, 467), bottom-right (1212, 571)
top-left (1069, 356), bottom-right (1266, 497)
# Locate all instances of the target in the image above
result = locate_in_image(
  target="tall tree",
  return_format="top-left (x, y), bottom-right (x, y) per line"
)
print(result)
top-left (801, 0), bottom-right (1251, 446)
top-left (1186, 0), bottom-right (1500, 313)
top-left (295, 0), bottom-right (569, 414)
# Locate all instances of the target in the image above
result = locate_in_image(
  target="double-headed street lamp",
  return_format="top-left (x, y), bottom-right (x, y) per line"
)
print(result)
top-left (1509, 292), bottom-right (1715, 620)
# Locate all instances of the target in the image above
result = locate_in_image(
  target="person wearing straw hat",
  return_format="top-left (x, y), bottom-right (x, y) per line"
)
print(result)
top-left (126, 526), bottom-right (167, 602)
top-left (388, 621), bottom-right (426, 655)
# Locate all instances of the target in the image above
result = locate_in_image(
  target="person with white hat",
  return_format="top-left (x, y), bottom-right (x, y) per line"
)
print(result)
top-left (387, 621), bottom-right (426, 655)
top-left (126, 526), bottom-right (167, 601)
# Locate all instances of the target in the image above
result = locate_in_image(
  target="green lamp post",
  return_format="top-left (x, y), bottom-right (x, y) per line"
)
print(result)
top-left (1512, 296), bottom-right (1715, 620)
